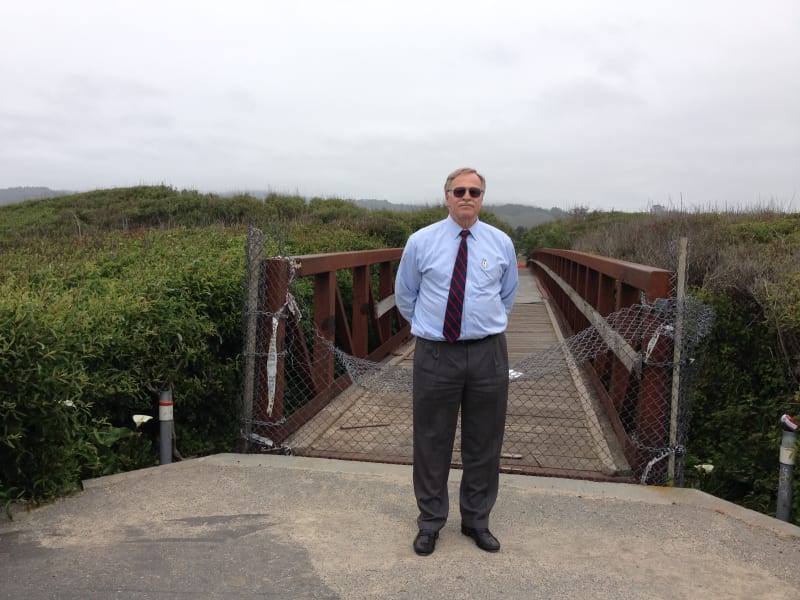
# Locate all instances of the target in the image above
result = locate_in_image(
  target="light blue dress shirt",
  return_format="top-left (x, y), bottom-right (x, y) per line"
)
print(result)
top-left (395, 216), bottom-right (519, 341)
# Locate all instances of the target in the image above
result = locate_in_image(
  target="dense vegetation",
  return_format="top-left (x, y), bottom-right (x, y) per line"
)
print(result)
top-left (2, 186), bottom-right (798, 524)
top-left (527, 207), bottom-right (800, 518)
top-left (0, 186), bottom-right (510, 514)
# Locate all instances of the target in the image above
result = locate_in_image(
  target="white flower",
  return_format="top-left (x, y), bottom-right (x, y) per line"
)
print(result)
top-left (132, 414), bottom-right (153, 428)
top-left (695, 463), bottom-right (714, 474)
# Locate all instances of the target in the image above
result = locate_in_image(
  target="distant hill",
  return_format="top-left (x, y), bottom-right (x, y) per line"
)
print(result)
top-left (484, 203), bottom-right (569, 228)
top-left (0, 187), bottom-right (72, 206)
top-left (354, 199), bottom-right (568, 228)
top-left (353, 199), bottom-right (425, 212)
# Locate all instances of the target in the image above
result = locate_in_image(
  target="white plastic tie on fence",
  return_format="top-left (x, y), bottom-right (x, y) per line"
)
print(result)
top-left (267, 314), bottom-right (279, 416)
top-left (645, 323), bottom-right (674, 364)
top-left (286, 291), bottom-right (301, 320)
top-left (266, 293), bottom-right (299, 417)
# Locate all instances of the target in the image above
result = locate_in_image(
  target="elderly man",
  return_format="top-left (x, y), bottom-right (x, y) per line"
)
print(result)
top-left (395, 167), bottom-right (519, 555)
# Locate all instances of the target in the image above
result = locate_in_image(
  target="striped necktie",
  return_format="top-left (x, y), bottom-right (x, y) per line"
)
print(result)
top-left (443, 229), bottom-right (470, 343)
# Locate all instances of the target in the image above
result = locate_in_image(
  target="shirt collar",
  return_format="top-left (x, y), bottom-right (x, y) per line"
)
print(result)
top-left (446, 215), bottom-right (482, 238)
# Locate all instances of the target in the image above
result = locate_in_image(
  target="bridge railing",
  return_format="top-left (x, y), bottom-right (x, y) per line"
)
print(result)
top-left (530, 248), bottom-right (675, 481)
top-left (242, 233), bottom-right (684, 483)
top-left (245, 247), bottom-right (411, 447)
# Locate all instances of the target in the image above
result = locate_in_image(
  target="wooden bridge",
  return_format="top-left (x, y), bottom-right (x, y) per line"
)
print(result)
top-left (243, 247), bottom-right (678, 485)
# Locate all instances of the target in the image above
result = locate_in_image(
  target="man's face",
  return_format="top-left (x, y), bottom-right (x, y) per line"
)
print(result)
top-left (445, 172), bottom-right (484, 227)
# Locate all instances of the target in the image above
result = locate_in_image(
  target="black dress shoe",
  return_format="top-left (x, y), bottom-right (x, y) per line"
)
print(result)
top-left (413, 529), bottom-right (439, 555)
top-left (461, 525), bottom-right (500, 552)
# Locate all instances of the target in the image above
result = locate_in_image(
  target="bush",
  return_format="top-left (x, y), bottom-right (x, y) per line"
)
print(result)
top-left (0, 186), bottom-right (519, 513)
top-left (0, 228), bottom-right (246, 506)
top-left (682, 289), bottom-right (798, 516)
top-left (358, 210), bottom-right (411, 247)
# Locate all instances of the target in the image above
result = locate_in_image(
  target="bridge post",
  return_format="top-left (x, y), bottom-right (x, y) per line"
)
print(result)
top-left (377, 262), bottom-right (394, 342)
top-left (256, 258), bottom-right (290, 432)
top-left (352, 266), bottom-right (370, 356)
top-left (634, 315), bottom-right (674, 484)
top-left (313, 271), bottom-right (336, 391)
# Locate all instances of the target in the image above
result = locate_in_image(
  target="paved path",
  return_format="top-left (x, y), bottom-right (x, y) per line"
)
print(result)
top-left (2, 454), bottom-right (800, 599)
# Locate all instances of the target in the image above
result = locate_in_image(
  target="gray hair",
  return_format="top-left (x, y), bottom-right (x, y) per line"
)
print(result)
top-left (444, 167), bottom-right (486, 194)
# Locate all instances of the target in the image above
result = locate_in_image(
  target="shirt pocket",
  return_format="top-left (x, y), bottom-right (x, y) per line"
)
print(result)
top-left (476, 262), bottom-right (503, 284)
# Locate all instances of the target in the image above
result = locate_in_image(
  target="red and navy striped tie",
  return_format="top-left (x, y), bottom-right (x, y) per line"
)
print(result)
top-left (443, 229), bottom-right (470, 343)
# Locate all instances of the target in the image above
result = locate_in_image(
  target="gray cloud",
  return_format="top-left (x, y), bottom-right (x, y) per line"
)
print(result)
top-left (0, 0), bottom-right (797, 211)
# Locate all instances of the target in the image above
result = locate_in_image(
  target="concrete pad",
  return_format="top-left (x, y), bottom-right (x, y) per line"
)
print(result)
top-left (1, 454), bottom-right (799, 599)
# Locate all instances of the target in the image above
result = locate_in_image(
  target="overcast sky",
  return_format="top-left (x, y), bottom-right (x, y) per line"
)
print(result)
top-left (1, 1), bottom-right (798, 211)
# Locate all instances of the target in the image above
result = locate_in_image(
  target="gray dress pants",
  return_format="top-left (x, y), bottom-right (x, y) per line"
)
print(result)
top-left (412, 333), bottom-right (509, 531)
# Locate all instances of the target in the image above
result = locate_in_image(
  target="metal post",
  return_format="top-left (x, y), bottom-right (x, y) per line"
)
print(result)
top-left (777, 414), bottom-right (797, 522)
top-left (668, 237), bottom-right (688, 485)
top-left (241, 227), bottom-right (263, 447)
top-left (159, 388), bottom-right (174, 465)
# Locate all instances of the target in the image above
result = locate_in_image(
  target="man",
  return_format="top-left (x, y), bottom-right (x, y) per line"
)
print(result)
top-left (395, 167), bottom-right (519, 555)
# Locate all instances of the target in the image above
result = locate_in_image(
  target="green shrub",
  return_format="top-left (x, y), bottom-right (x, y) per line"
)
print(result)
top-left (358, 210), bottom-right (411, 247)
top-left (264, 193), bottom-right (307, 221)
top-left (682, 289), bottom-right (798, 516)
top-left (0, 302), bottom-right (150, 510)
top-left (308, 197), bottom-right (367, 224)
top-left (0, 228), bottom-right (246, 506)
top-left (0, 186), bottom-right (423, 510)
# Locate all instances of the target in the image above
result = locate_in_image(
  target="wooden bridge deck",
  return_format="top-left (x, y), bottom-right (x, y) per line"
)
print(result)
top-left (286, 268), bottom-right (631, 481)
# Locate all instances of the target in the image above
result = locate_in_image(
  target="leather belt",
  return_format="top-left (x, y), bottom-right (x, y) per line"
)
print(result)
top-left (454, 333), bottom-right (498, 345)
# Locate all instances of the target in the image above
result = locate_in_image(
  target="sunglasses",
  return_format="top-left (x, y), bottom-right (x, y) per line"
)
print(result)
top-left (449, 187), bottom-right (483, 199)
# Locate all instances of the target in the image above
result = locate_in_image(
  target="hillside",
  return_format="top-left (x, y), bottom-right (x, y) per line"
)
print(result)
top-left (0, 186), bottom-right (73, 206)
top-left (485, 203), bottom-right (568, 228)
top-left (0, 186), bottom-right (529, 246)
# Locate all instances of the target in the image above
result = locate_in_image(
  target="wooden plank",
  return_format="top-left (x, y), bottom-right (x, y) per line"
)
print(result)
top-left (375, 294), bottom-right (396, 319)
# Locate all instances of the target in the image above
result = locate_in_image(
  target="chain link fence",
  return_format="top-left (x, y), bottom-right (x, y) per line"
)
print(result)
top-left (239, 227), bottom-right (714, 485)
